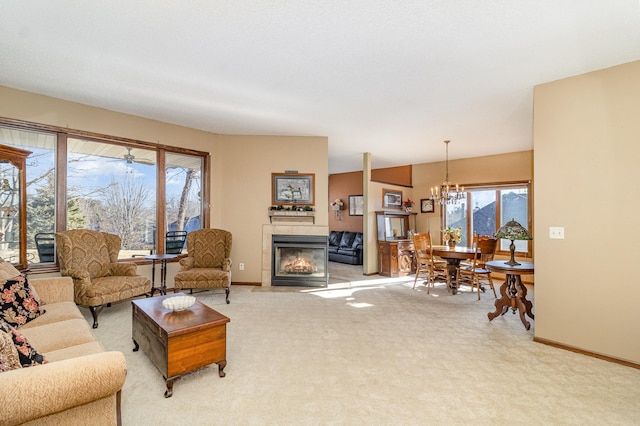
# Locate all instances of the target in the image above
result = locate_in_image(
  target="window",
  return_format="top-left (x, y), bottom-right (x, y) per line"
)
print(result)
top-left (67, 138), bottom-right (157, 257)
top-left (0, 118), bottom-right (210, 268)
top-left (0, 127), bottom-right (56, 264)
top-left (445, 182), bottom-right (530, 255)
top-left (165, 152), bottom-right (203, 254)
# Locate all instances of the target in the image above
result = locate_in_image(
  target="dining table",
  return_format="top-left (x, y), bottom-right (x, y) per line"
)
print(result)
top-left (430, 245), bottom-right (476, 294)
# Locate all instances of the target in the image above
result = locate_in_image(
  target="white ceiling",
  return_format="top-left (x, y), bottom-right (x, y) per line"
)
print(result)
top-left (1, 1), bottom-right (639, 174)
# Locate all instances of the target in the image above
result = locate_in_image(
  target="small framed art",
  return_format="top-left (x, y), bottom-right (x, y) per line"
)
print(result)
top-left (420, 198), bottom-right (435, 213)
top-left (382, 188), bottom-right (403, 209)
top-left (272, 173), bottom-right (315, 205)
top-left (348, 195), bottom-right (364, 216)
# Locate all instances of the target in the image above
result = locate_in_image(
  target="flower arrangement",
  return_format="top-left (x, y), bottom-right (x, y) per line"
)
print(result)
top-left (403, 198), bottom-right (414, 208)
top-left (331, 198), bottom-right (344, 210)
top-left (442, 227), bottom-right (462, 243)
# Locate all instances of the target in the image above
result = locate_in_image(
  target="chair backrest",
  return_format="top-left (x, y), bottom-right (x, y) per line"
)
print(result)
top-left (34, 232), bottom-right (56, 263)
top-left (56, 230), bottom-right (122, 279)
top-left (186, 228), bottom-right (232, 269)
top-left (472, 235), bottom-right (497, 268)
top-left (412, 232), bottom-right (436, 266)
top-left (166, 230), bottom-right (187, 254)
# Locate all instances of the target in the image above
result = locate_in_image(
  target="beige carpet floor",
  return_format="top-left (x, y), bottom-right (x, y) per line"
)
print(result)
top-left (84, 264), bottom-right (640, 425)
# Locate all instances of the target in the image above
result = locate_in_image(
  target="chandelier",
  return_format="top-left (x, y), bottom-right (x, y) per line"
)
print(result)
top-left (430, 140), bottom-right (466, 205)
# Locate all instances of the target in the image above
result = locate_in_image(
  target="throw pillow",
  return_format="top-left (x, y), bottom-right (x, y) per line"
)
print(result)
top-left (0, 321), bottom-right (47, 367)
top-left (0, 259), bottom-right (22, 279)
top-left (1, 275), bottom-right (44, 327)
top-left (0, 329), bottom-right (21, 372)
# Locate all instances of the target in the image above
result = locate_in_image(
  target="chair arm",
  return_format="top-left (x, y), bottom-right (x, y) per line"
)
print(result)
top-left (0, 351), bottom-right (127, 426)
top-left (28, 277), bottom-right (74, 304)
top-left (63, 268), bottom-right (91, 281)
top-left (109, 262), bottom-right (137, 276)
top-left (223, 258), bottom-right (232, 272)
top-left (179, 256), bottom-right (195, 270)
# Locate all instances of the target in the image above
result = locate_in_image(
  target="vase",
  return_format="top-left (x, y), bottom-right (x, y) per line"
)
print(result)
top-left (405, 207), bottom-right (412, 212)
top-left (448, 240), bottom-right (456, 249)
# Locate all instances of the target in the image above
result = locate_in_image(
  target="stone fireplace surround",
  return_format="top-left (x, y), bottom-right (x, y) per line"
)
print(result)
top-left (262, 224), bottom-right (328, 286)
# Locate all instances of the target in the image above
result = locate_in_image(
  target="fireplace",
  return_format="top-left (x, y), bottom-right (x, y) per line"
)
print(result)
top-left (271, 234), bottom-right (328, 287)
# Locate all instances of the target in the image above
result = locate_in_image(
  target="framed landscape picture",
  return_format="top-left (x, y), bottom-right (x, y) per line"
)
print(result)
top-left (421, 198), bottom-right (435, 213)
top-left (272, 173), bottom-right (315, 205)
top-left (349, 194), bottom-right (364, 216)
top-left (382, 188), bottom-right (403, 209)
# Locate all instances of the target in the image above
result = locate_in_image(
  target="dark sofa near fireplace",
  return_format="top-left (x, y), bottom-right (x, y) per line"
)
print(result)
top-left (328, 231), bottom-right (363, 265)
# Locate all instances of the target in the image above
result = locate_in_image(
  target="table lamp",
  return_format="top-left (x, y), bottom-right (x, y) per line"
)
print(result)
top-left (495, 219), bottom-right (532, 266)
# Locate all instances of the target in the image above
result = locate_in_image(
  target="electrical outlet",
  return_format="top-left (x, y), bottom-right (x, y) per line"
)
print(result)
top-left (549, 227), bottom-right (565, 239)
top-left (239, 263), bottom-right (245, 270)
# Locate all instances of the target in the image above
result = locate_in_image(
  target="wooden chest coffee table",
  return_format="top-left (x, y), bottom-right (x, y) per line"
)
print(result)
top-left (132, 293), bottom-right (230, 397)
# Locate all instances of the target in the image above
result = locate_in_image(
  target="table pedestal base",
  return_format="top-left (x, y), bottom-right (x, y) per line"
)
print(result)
top-left (488, 273), bottom-right (534, 330)
top-left (445, 260), bottom-right (461, 295)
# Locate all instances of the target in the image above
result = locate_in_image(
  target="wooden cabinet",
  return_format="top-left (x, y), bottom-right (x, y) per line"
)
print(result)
top-left (377, 239), bottom-right (415, 277)
top-left (0, 144), bottom-right (31, 269)
top-left (375, 210), bottom-right (416, 277)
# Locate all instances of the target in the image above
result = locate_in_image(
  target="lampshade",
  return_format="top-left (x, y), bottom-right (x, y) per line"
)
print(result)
top-left (495, 219), bottom-right (532, 241)
top-left (495, 219), bottom-right (532, 266)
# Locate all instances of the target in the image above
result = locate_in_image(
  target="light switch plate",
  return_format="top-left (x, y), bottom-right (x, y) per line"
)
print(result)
top-left (549, 227), bottom-right (565, 239)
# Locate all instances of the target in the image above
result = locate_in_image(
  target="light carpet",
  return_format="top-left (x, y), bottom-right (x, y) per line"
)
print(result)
top-left (83, 269), bottom-right (640, 425)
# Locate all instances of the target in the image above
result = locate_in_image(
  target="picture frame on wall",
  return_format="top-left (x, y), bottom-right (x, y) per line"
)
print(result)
top-left (382, 188), bottom-right (403, 209)
top-left (420, 198), bottom-right (435, 213)
top-left (348, 194), bottom-right (364, 216)
top-left (272, 173), bottom-right (315, 205)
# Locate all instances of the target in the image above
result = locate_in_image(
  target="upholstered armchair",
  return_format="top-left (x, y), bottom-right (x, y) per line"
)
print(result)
top-left (56, 229), bottom-right (151, 328)
top-left (174, 228), bottom-right (232, 304)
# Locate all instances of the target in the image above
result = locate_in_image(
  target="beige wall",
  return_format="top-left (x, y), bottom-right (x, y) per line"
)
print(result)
top-left (533, 60), bottom-right (640, 364)
top-left (0, 86), bottom-right (329, 285)
top-left (216, 134), bottom-right (328, 283)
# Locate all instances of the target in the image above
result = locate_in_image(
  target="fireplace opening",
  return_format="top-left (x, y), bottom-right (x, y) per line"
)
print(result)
top-left (272, 234), bottom-right (328, 287)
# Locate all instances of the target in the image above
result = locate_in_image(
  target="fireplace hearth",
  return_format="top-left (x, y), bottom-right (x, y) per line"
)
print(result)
top-left (272, 234), bottom-right (328, 287)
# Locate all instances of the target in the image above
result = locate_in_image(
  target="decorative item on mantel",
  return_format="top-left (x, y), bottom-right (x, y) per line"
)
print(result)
top-left (403, 198), bottom-right (414, 212)
top-left (495, 218), bottom-right (532, 266)
top-left (331, 198), bottom-right (344, 220)
top-left (268, 205), bottom-right (316, 224)
top-left (430, 140), bottom-right (466, 205)
top-left (443, 227), bottom-right (462, 248)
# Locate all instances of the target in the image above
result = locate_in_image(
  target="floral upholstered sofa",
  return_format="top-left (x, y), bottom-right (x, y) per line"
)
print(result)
top-left (0, 259), bottom-right (126, 426)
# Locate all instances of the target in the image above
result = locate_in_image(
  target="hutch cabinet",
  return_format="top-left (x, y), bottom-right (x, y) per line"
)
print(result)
top-left (0, 144), bottom-right (31, 269)
top-left (375, 210), bottom-right (416, 277)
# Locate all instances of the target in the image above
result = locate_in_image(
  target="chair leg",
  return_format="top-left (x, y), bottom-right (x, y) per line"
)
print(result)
top-left (225, 287), bottom-right (230, 304)
top-left (412, 267), bottom-right (420, 289)
top-left (489, 275), bottom-right (497, 298)
top-left (89, 305), bottom-right (104, 329)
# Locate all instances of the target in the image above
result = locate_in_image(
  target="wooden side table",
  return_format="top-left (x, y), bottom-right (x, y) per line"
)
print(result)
top-left (485, 261), bottom-right (535, 330)
top-left (145, 254), bottom-right (177, 295)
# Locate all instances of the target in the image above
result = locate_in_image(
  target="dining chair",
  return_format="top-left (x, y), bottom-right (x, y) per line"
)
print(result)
top-left (456, 235), bottom-right (497, 299)
top-left (412, 232), bottom-right (450, 293)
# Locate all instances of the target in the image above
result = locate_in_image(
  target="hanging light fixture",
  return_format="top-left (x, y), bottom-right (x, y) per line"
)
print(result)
top-left (430, 140), bottom-right (465, 205)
